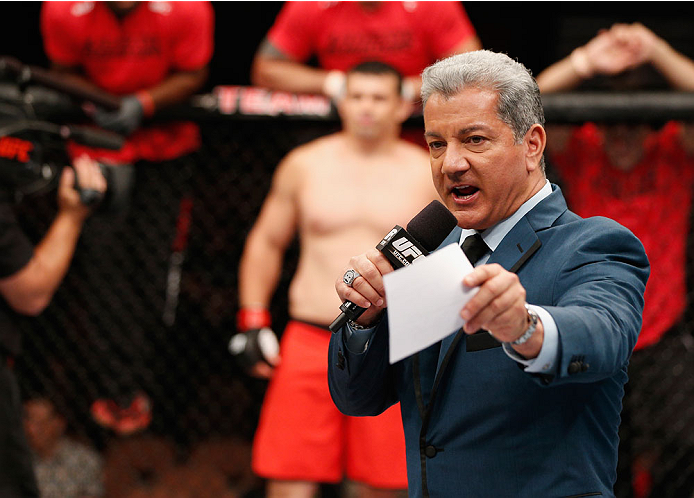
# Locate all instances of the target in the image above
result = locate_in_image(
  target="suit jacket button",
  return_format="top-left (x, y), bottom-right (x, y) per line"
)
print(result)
top-left (424, 445), bottom-right (437, 458)
top-left (568, 361), bottom-right (581, 374)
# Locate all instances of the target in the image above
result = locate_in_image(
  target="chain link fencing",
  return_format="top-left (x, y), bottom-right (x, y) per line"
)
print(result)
top-left (5, 90), bottom-right (694, 497)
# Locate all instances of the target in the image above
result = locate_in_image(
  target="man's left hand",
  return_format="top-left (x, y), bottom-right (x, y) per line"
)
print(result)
top-left (461, 263), bottom-right (543, 357)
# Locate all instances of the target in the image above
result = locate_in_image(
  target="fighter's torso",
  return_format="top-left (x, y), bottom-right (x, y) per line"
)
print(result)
top-left (288, 134), bottom-right (435, 324)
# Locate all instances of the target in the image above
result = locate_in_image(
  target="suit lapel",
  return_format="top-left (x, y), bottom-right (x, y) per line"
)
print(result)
top-left (487, 216), bottom-right (542, 272)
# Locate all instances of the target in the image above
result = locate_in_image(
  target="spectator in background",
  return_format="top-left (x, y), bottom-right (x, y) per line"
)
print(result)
top-left (0, 156), bottom-right (106, 498)
top-left (23, 396), bottom-right (104, 498)
top-left (536, 23), bottom-right (694, 498)
top-left (536, 22), bottom-right (694, 93)
top-left (40, 0), bottom-right (214, 435)
top-left (40, 0), bottom-right (214, 165)
top-left (229, 62), bottom-right (438, 498)
top-left (251, 1), bottom-right (482, 103)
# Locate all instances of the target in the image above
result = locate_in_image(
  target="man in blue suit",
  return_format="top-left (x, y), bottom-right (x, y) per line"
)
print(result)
top-left (328, 50), bottom-right (649, 498)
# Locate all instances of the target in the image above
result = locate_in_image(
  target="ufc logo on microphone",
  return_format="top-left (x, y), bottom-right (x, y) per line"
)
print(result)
top-left (392, 237), bottom-right (423, 261)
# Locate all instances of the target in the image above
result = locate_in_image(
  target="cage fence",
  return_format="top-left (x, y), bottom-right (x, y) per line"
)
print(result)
top-left (5, 90), bottom-right (694, 498)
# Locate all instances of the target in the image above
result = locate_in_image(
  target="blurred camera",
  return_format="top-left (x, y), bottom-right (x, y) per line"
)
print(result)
top-left (0, 121), bottom-right (133, 211)
top-left (0, 56), bottom-right (133, 211)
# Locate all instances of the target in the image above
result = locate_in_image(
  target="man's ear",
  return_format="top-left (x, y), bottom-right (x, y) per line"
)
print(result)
top-left (336, 97), bottom-right (347, 122)
top-left (525, 124), bottom-right (547, 172)
top-left (395, 97), bottom-right (414, 124)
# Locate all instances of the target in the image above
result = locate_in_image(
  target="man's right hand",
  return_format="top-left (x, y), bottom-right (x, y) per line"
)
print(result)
top-left (335, 248), bottom-right (394, 327)
top-left (58, 155), bottom-right (106, 221)
top-left (228, 307), bottom-right (280, 378)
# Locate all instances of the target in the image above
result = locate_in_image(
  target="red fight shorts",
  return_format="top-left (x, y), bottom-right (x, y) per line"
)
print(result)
top-left (252, 320), bottom-right (408, 489)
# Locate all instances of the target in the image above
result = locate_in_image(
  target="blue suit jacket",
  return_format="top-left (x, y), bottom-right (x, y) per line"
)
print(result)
top-left (328, 185), bottom-right (649, 498)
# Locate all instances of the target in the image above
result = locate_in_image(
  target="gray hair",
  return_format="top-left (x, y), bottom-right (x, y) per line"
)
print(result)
top-left (421, 50), bottom-right (545, 145)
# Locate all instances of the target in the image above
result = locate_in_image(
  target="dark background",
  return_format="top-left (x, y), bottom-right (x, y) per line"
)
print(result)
top-left (2, 1), bottom-right (694, 91)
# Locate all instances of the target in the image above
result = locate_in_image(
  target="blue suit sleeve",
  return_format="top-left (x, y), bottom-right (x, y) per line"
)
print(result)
top-left (328, 316), bottom-right (400, 416)
top-left (540, 217), bottom-right (649, 386)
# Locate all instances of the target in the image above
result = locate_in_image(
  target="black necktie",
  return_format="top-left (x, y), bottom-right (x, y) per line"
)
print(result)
top-left (461, 233), bottom-right (488, 266)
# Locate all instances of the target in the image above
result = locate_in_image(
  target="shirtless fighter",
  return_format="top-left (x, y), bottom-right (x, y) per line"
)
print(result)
top-left (229, 61), bottom-right (437, 498)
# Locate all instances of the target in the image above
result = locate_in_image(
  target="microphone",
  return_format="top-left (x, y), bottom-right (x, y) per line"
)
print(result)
top-left (329, 200), bottom-right (457, 333)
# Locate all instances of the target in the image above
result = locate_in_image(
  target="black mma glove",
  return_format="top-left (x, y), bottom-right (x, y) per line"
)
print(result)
top-left (228, 327), bottom-right (280, 372)
top-left (94, 95), bottom-right (144, 136)
top-left (228, 307), bottom-right (279, 375)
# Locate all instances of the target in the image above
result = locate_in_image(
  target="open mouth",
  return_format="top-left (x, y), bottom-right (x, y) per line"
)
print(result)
top-left (358, 115), bottom-right (375, 125)
top-left (451, 185), bottom-right (479, 200)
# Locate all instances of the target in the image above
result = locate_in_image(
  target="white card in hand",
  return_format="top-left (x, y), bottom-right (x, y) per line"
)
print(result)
top-left (383, 243), bottom-right (478, 364)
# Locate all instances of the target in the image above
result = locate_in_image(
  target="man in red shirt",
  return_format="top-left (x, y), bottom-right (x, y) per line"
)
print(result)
top-left (537, 23), bottom-right (694, 497)
top-left (537, 21), bottom-right (694, 354)
top-left (41, 0), bottom-right (214, 164)
top-left (40, 0), bottom-right (214, 434)
top-left (251, 1), bottom-right (481, 102)
top-left (549, 121), bottom-right (694, 349)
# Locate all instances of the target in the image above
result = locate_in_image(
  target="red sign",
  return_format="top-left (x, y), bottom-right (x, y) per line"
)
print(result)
top-left (214, 86), bottom-right (332, 117)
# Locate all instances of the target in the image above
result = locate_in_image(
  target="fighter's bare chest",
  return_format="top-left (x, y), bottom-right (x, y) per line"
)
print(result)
top-left (298, 167), bottom-right (418, 235)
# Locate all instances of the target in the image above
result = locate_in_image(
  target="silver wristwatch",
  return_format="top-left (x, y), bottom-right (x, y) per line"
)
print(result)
top-left (510, 304), bottom-right (538, 346)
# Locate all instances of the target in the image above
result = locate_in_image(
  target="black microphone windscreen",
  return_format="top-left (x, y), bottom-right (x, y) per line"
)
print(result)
top-left (406, 200), bottom-right (457, 252)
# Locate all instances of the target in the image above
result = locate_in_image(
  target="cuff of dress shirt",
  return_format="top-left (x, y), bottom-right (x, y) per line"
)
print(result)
top-left (502, 305), bottom-right (559, 374)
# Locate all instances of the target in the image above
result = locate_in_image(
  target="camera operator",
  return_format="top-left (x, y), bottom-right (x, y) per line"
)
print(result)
top-left (0, 155), bottom-right (105, 498)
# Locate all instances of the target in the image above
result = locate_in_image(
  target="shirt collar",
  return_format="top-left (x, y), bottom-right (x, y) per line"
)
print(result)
top-left (458, 180), bottom-right (552, 251)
